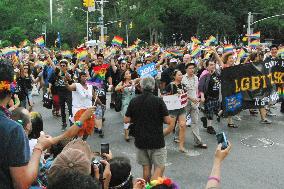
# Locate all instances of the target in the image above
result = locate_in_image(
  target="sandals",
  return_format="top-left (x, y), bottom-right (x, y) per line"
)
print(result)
top-left (228, 123), bottom-right (239, 128)
top-left (179, 148), bottom-right (187, 153)
top-left (194, 143), bottom-right (208, 149)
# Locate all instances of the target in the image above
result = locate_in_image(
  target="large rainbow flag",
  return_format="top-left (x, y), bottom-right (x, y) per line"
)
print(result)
top-left (1, 47), bottom-right (18, 56)
top-left (191, 46), bottom-right (201, 58)
top-left (87, 64), bottom-right (110, 87)
top-left (35, 36), bottom-right (45, 47)
top-left (76, 48), bottom-right (88, 60)
top-left (112, 36), bottom-right (123, 46)
top-left (249, 40), bottom-right (260, 49)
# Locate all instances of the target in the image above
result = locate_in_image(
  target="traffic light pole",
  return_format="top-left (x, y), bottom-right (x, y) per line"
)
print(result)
top-left (86, 10), bottom-right (89, 41)
top-left (100, 0), bottom-right (104, 49)
top-left (126, 24), bottom-right (129, 47)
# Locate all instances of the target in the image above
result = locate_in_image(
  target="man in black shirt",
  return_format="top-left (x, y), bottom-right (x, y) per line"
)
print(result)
top-left (160, 58), bottom-right (177, 92)
top-left (124, 77), bottom-right (174, 182)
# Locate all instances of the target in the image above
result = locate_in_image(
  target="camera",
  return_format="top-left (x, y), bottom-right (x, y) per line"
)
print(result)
top-left (92, 156), bottom-right (105, 178)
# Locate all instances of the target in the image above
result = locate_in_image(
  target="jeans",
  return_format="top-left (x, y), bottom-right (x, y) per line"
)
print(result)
top-left (59, 93), bottom-right (72, 125)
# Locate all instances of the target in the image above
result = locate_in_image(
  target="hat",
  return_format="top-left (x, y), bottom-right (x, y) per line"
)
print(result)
top-left (59, 59), bottom-right (69, 65)
top-left (48, 139), bottom-right (94, 183)
top-left (145, 53), bottom-right (151, 58)
top-left (170, 58), bottom-right (178, 63)
top-left (121, 60), bottom-right (127, 64)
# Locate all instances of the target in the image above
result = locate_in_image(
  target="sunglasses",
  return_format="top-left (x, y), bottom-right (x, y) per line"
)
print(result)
top-left (60, 64), bottom-right (67, 67)
top-left (24, 67), bottom-right (29, 70)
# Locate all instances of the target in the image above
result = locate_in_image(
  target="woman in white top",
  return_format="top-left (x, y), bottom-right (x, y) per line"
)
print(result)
top-left (65, 71), bottom-right (102, 138)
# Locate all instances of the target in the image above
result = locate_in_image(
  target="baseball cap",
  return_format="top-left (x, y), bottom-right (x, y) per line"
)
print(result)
top-left (48, 139), bottom-right (94, 183)
top-left (170, 58), bottom-right (178, 63)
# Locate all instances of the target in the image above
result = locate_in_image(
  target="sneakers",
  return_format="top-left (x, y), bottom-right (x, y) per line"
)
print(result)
top-left (207, 126), bottom-right (216, 134)
top-left (233, 115), bottom-right (242, 121)
top-left (267, 111), bottom-right (276, 116)
top-left (98, 130), bottom-right (104, 138)
top-left (260, 119), bottom-right (272, 124)
top-left (200, 117), bottom-right (207, 128)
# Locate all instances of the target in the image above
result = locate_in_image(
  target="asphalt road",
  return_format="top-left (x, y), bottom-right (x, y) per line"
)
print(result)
top-left (34, 93), bottom-right (284, 189)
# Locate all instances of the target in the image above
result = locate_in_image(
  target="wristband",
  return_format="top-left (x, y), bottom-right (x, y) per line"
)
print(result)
top-left (33, 147), bottom-right (43, 154)
top-left (208, 176), bottom-right (220, 183)
top-left (75, 121), bottom-right (83, 128)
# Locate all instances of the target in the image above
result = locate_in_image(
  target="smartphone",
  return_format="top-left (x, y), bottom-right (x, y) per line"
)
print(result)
top-left (101, 143), bottom-right (109, 155)
top-left (216, 132), bottom-right (228, 150)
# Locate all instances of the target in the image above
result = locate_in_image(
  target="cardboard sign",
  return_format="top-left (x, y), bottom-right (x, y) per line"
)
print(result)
top-left (138, 63), bottom-right (158, 78)
top-left (163, 94), bottom-right (188, 110)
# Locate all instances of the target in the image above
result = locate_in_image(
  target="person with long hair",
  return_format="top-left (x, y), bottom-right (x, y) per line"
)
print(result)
top-left (165, 70), bottom-right (188, 152)
top-left (115, 69), bottom-right (140, 142)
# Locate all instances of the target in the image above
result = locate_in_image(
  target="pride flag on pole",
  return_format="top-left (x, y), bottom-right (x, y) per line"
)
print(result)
top-left (76, 48), bottom-right (88, 60)
top-left (35, 36), bottom-right (45, 47)
top-left (204, 36), bottom-right (217, 47)
top-left (237, 49), bottom-right (247, 59)
top-left (190, 46), bottom-right (201, 58)
top-left (191, 36), bottom-right (201, 44)
top-left (1, 47), bottom-right (18, 56)
top-left (223, 44), bottom-right (234, 53)
top-left (112, 36), bottom-right (123, 47)
top-left (249, 40), bottom-right (260, 49)
top-left (247, 31), bottom-right (260, 39)
top-left (61, 50), bottom-right (73, 59)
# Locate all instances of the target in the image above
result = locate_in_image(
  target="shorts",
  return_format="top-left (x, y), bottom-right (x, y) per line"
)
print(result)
top-left (95, 105), bottom-right (104, 120)
top-left (136, 147), bottom-right (167, 167)
top-left (169, 108), bottom-right (186, 118)
top-left (204, 99), bottom-right (220, 120)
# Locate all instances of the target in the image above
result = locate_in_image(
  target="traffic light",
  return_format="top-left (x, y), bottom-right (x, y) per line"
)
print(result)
top-left (118, 21), bottom-right (122, 28)
top-left (83, 0), bottom-right (95, 7)
top-left (129, 21), bottom-right (133, 29)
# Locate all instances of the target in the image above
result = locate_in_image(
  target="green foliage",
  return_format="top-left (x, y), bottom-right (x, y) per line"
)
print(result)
top-left (0, 0), bottom-right (283, 47)
top-left (0, 40), bottom-right (12, 48)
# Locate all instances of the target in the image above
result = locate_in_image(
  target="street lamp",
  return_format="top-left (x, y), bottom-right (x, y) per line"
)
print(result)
top-left (75, 6), bottom-right (89, 41)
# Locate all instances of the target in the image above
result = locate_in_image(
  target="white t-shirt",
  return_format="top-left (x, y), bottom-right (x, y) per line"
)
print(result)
top-left (72, 83), bottom-right (93, 116)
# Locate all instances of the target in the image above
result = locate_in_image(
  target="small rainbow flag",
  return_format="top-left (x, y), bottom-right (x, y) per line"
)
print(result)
top-left (223, 44), bottom-right (234, 53)
top-left (61, 50), bottom-right (73, 59)
top-left (247, 31), bottom-right (260, 39)
top-left (277, 86), bottom-right (284, 98)
top-left (191, 46), bottom-right (201, 58)
top-left (112, 36), bottom-right (123, 47)
top-left (1, 47), bottom-right (18, 56)
top-left (76, 49), bottom-right (88, 60)
top-left (191, 36), bottom-right (201, 44)
top-left (34, 36), bottom-right (45, 47)
top-left (277, 48), bottom-right (284, 56)
top-left (204, 36), bottom-right (217, 47)
top-left (249, 40), bottom-right (260, 48)
top-left (169, 49), bottom-right (184, 57)
top-left (238, 49), bottom-right (247, 59)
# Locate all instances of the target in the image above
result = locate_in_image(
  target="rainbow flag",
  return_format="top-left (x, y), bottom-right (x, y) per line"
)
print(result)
top-left (61, 50), bottom-right (73, 59)
top-left (1, 47), bottom-right (18, 56)
top-left (249, 40), bottom-right (260, 48)
top-left (77, 50), bottom-right (88, 60)
top-left (247, 31), bottom-right (260, 39)
top-left (238, 49), bottom-right (247, 59)
top-left (112, 36), bottom-right (123, 46)
top-left (223, 44), bottom-right (234, 53)
top-left (204, 36), bottom-right (217, 46)
top-left (277, 48), bottom-right (284, 56)
top-left (191, 46), bottom-right (201, 58)
top-left (34, 36), bottom-right (45, 47)
top-left (87, 64), bottom-right (110, 87)
top-left (169, 49), bottom-right (184, 57)
top-left (277, 86), bottom-right (284, 98)
top-left (191, 36), bottom-right (201, 44)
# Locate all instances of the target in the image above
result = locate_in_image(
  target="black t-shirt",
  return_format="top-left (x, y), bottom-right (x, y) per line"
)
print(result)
top-left (15, 77), bottom-right (29, 101)
top-left (48, 71), bottom-right (73, 95)
top-left (160, 67), bottom-right (175, 86)
top-left (125, 92), bottom-right (169, 149)
top-left (206, 72), bottom-right (220, 99)
top-left (165, 82), bottom-right (187, 95)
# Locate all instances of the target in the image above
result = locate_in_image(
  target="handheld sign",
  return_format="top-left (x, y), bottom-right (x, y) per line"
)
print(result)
top-left (163, 94), bottom-right (188, 110)
top-left (138, 63), bottom-right (158, 78)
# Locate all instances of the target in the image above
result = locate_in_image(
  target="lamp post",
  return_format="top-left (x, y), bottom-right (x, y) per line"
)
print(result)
top-left (75, 7), bottom-right (89, 41)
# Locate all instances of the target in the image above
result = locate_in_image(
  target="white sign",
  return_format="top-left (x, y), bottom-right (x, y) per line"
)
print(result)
top-left (163, 95), bottom-right (188, 110)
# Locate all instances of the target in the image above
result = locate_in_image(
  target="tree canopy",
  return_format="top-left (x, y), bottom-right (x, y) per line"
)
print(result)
top-left (0, 0), bottom-right (283, 47)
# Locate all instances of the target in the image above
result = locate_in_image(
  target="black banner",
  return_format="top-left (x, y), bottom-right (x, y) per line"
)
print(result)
top-left (221, 59), bottom-right (284, 116)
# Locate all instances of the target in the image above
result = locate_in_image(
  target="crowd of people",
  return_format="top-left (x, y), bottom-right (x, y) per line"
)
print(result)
top-left (0, 39), bottom-right (283, 189)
